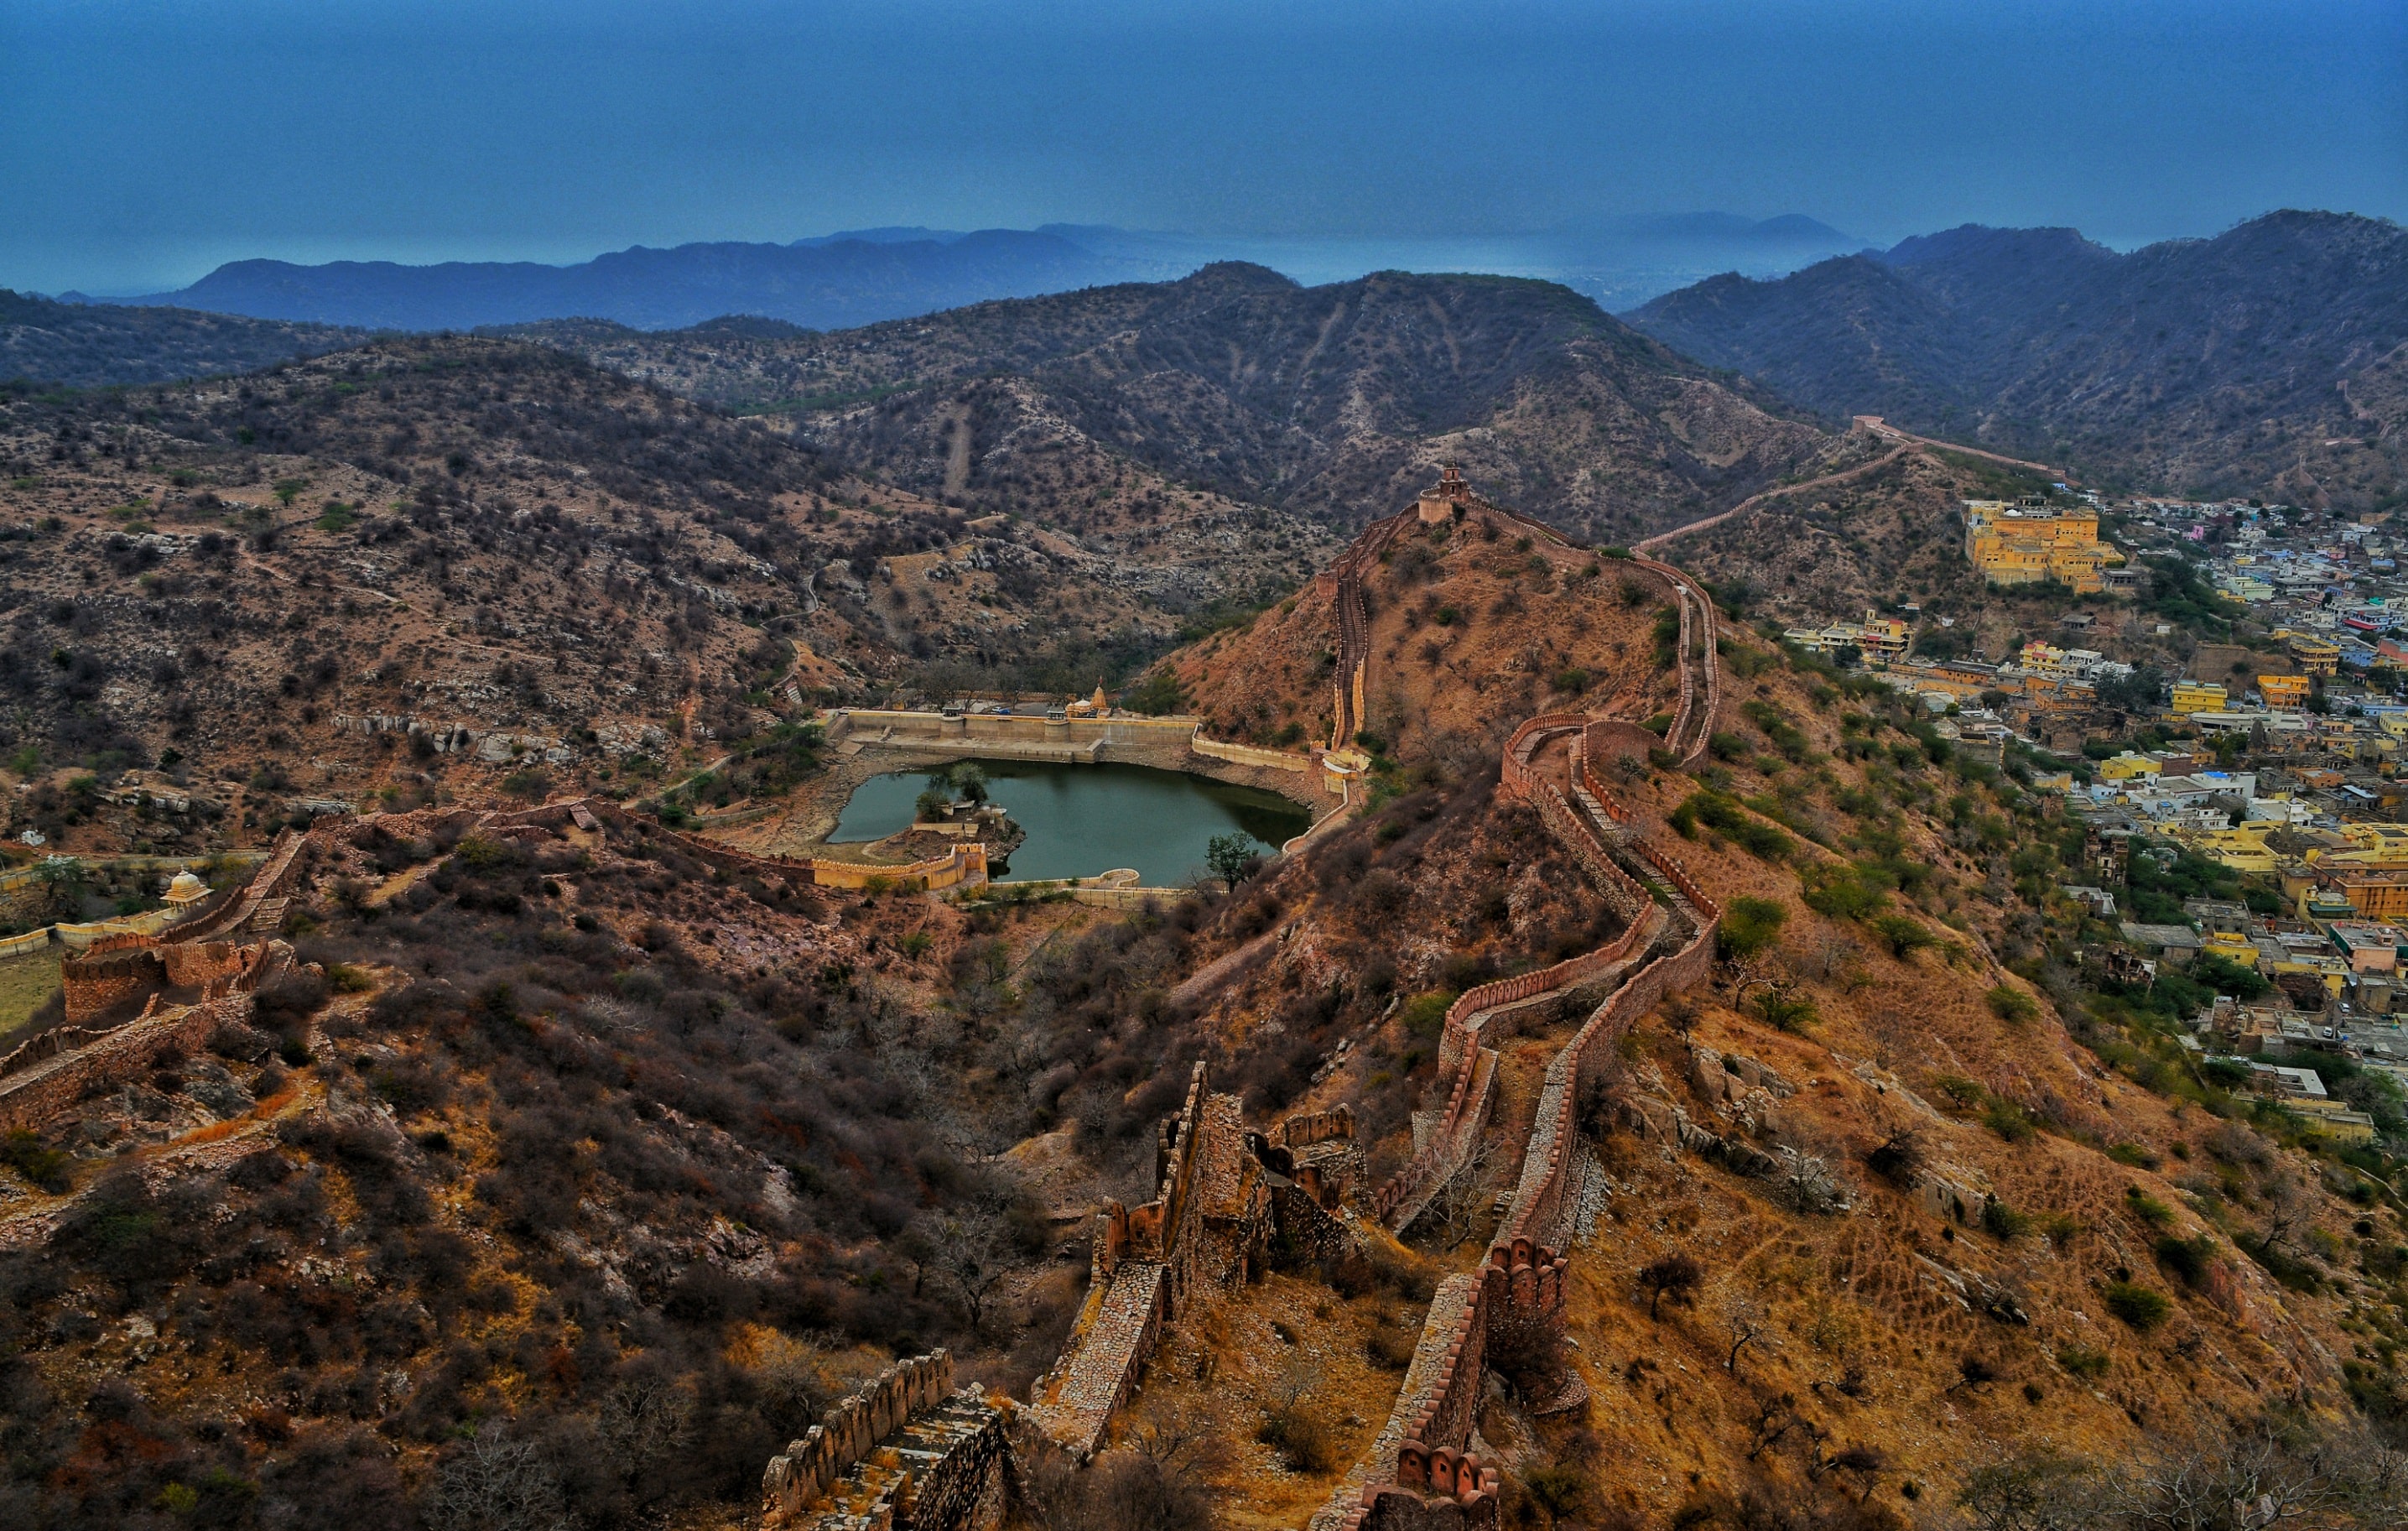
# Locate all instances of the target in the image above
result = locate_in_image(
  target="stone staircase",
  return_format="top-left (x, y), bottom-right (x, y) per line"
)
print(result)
top-left (244, 897), bottom-right (289, 939)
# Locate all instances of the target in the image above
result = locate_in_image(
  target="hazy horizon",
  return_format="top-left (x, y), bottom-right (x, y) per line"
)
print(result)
top-left (6, 0), bottom-right (2403, 294)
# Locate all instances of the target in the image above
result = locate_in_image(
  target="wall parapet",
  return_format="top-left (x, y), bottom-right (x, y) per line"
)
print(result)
top-left (762, 1351), bottom-right (956, 1520)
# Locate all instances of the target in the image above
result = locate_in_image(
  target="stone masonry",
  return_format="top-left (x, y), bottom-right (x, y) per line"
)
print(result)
top-left (761, 1351), bottom-right (1013, 1531)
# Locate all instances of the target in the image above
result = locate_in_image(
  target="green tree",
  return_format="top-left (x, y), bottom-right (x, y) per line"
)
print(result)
top-left (1207, 832), bottom-right (1260, 890)
top-left (1719, 896), bottom-right (1789, 961)
top-left (952, 762), bottom-right (989, 805)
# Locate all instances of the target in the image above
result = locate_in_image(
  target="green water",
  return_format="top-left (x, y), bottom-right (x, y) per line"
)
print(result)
top-left (830, 759), bottom-right (1312, 885)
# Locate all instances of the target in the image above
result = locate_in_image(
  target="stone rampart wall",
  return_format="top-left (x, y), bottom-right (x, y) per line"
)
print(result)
top-left (760, 1351), bottom-right (956, 1524)
top-left (62, 945), bottom-right (164, 1023)
top-left (1493, 919), bottom-right (1714, 1258)
top-left (892, 1398), bottom-right (1012, 1531)
top-left (826, 710), bottom-right (1198, 750)
top-left (568, 798), bottom-right (987, 892)
top-left (1269, 1104), bottom-right (1354, 1151)
top-left (173, 828), bottom-right (308, 944)
top-left (0, 990), bottom-right (257, 1133)
top-left (1030, 1064), bottom-right (1235, 1456)
top-left (1370, 727), bottom-right (1663, 1230)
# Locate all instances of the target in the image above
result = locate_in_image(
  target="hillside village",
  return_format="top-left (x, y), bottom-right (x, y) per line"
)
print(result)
top-left (1773, 491), bottom-right (2408, 1153)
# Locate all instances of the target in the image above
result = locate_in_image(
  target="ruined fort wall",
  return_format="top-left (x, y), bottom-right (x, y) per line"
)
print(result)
top-left (1370, 732), bottom-right (1662, 1229)
top-left (0, 991), bottom-right (256, 1133)
top-left (1495, 919), bottom-right (1715, 1258)
top-left (759, 1351), bottom-right (956, 1526)
top-left (568, 797), bottom-right (987, 892)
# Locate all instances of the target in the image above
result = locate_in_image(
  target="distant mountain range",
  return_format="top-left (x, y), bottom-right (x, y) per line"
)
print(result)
top-left (508, 262), bottom-right (1827, 543)
top-left (16, 209), bottom-right (2400, 514)
top-left (1626, 210), bottom-right (2408, 509)
top-left (49, 214), bottom-right (1870, 338)
top-left (79, 228), bottom-right (1152, 334)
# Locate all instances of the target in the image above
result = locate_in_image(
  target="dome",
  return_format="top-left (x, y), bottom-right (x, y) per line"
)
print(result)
top-left (164, 871), bottom-right (209, 905)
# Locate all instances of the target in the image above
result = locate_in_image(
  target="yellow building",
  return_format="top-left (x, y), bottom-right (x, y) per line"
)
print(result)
top-left (2259, 674), bottom-right (2312, 709)
top-left (2276, 630), bottom-right (2341, 676)
top-left (2099, 752), bottom-right (2158, 782)
top-left (2171, 680), bottom-right (2229, 715)
top-left (2184, 823), bottom-right (2278, 875)
top-left (1964, 499), bottom-right (2125, 594)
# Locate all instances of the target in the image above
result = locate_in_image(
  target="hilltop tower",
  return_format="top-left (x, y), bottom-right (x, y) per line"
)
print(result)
top-left (1417, 463), bottom-right (1473, 524)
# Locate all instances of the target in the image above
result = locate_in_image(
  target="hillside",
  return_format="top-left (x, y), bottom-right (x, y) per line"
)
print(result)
top-left (1, 290), bottom-right (365, 389)
top-left (512, 263), bottom-right (1834, 544)
top-left (2, 475), bottom-right (2405, 1531)
top-left (0, 334), bottom-right (1334, 845)
top-left (1131, 491), bottom-right (2408, 1528)
top-left (106, 229), bottom-right (1159, 333)
top-left (1628, 211), bottom-right (2408, 511)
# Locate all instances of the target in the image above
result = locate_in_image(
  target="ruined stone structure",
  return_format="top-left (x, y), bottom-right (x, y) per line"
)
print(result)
top-left (557, 796), bottom-right (987, 892)
top-left (61, 934), bottom-right (257, 1023)
top-left (0, 944), bottom-right (294, 1133)
top-left (1028, 1063), bottom-right (1263, 1457)
top-left (760, 1351), bottom-right (1012, 1531)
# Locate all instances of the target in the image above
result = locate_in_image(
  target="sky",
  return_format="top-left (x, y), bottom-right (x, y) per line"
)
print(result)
top-left (4, 0), bottom-right (2404, 294)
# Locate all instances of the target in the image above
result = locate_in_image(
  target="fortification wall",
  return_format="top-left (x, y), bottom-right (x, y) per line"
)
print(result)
top-left (1494, 919), bottom-right (1714, 1258)
top-left (761, 1351), bottom-right (958, 1526)
top-left (566, 797), bottom-right (988, 892)
top-left (1031, 1063), bottom-right (1244, 1458)
top-left (61, 945), bottom-right (164, 1023)
top-left (0, 989), bottom-right (258, 1133)
top-left (1269, 1104), bottom-right (1354, 1151)
top-left (825, 710), bottom-right (1199, 750)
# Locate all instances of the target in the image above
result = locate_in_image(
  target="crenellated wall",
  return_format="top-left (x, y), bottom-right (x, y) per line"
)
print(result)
top-left (761, 1351), bottom-right (960, 1526)
top-left (0, 983), bottom-right (275, 1133)
top-left (1312, 473), bottom-right (1724, 1531)
top-left (1028, 1062), bottom-right (1268, 1460)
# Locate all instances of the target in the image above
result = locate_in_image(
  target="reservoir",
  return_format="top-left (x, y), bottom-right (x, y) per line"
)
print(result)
top-left (829, 759), bottom-right (1313, 885)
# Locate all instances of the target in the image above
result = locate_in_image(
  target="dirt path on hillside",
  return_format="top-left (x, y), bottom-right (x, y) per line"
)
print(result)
top-left (1852, 414), bottom-right (2068, 476)
top-left (1634, 415), bottom-right (2077, 555)
top-left (1632, 441), bottom-right (1913, 553)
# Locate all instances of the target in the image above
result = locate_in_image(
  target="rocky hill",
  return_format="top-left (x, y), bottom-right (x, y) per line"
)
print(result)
top-left (511, 263), bottom-right (1833, 544)
top-left (2, 290), bottom-right (366, 389)
top-left (2, 476), bottom-right (2405, 1531)
top-left (1129, 492), bottom-right (2408, 1528)
top-left (0, 333), bottom-right (1342, 847)
top-left (1628, 211), bottom-right (2408, 511)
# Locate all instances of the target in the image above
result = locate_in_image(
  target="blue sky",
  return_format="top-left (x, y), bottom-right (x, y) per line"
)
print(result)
top-left (5, 0), bottom-right (2403, 292)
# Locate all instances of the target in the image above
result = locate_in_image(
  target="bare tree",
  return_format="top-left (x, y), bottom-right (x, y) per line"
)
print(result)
top-left (919, 1208), bottom-right (1014, 1336)
top-left (1724, 1294), bottom-right (1776, 1376)
top-left (2114, 1424), bottom-right (2353, 1531)
top-left (1773, 1145), bottom-right (1851, 1215)
top-left (1957, 1450), bottom-right (2108, 1531)
top-left (1429, 1131), bottom-right (1508, 1253)
top-left (423, 1425), bottom-right (572, 1531)
top-left (1636, 1252), bottom-right (1703, 1320)
top-left (1744, 1390), bottom-right (1802, 1461)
